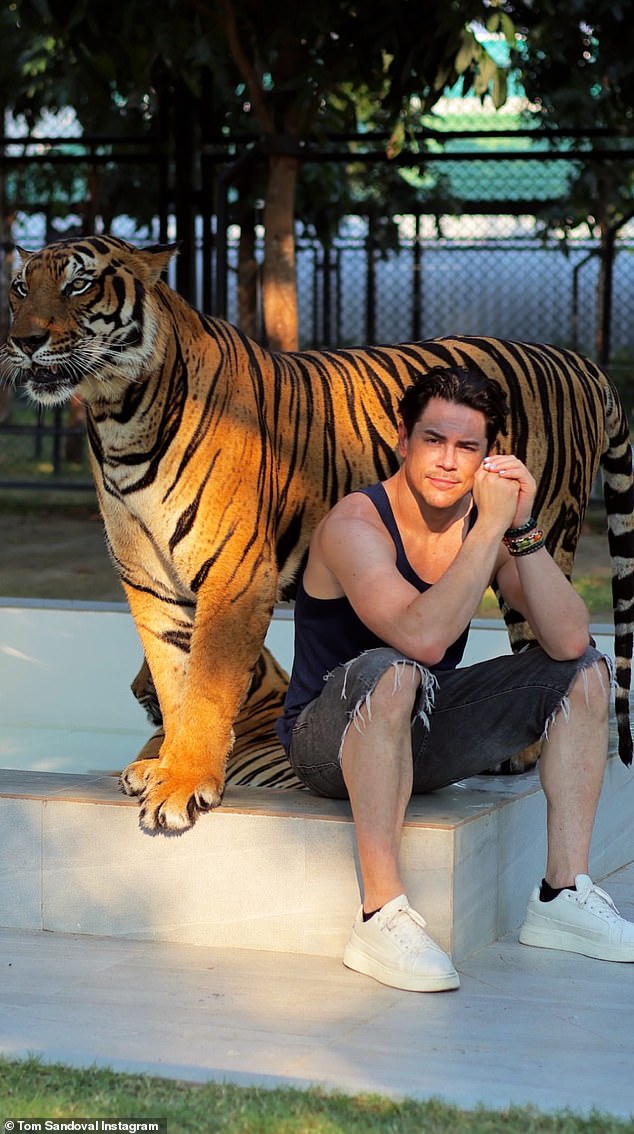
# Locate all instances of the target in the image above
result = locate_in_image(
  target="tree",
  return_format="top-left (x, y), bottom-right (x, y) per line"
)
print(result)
top-left (10, 0), bottom-right (513, 348)
top-left (0, 2), bottom-right (36, 420)
top-left (0, 1), bottom-right (164, 420)
top-left (508, 2), bottom-right (634, 362)
top-left (213, 0), bottom-right (512, 348)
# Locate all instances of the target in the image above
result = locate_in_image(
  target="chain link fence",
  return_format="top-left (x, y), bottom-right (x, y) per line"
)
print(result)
top-left (2, 123), bottom-right (634, 488)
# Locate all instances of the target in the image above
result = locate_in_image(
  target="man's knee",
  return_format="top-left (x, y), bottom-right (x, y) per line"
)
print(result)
top-left (356, 660), bottom-right (422, 726)
top-left (568, 657), bottom-right (611, 719)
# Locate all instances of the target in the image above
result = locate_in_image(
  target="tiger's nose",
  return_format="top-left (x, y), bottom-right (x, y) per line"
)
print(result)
top-left (10, 332), bottom-right (48, 356)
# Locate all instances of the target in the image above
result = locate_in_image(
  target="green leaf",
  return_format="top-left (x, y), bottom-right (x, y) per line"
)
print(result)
top-left (500, 13), bottom-right (516, 45)
top-left (492, 69), bottom-right (508, 109)
top-left (386, 117), bottom-right (405, 159)
top-left (454, 30), bottom-right (475, 76)
top-left (473, 52), bottom-right (497, 97)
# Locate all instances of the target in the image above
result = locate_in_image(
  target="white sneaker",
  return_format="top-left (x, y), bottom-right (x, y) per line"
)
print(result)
top-left (519, 874), bottom-right (634, 962)
top-left (343, 894), bottom-right (460, 992)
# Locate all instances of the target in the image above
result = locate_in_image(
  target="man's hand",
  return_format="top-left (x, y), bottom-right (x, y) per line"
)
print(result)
top-left (479, 453), bottom-right (537, 530)
top-left (472, 458), bottom-right (521, 535)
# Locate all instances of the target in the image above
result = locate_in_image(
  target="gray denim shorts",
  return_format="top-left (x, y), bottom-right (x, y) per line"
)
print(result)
top-left (287, 643), bottom-right (609, 799)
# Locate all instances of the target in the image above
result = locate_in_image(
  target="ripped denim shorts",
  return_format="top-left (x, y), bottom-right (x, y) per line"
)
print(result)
top-left (287, 643), bottom-right (611, 799)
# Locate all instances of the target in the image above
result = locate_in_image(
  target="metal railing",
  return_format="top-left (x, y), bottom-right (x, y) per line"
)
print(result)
top-left (2, 124), bottom-right (634, 488)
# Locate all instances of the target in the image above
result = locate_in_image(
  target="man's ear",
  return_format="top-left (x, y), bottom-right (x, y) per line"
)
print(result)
top-left (397, 418), bottom-right (409, 458)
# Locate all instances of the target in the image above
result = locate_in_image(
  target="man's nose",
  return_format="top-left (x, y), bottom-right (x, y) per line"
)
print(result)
top-left (438, 445), bottom-right (457, 468)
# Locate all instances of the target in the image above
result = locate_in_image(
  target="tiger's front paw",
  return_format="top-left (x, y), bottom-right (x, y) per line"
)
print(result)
top-left (120, 759), bottom-right (224, 832)
top-left (119, 757), bottom-right (159, 798)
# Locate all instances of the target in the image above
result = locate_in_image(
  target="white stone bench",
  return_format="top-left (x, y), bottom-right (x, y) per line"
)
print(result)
top-left (0, 599), bottom-right (631, 962)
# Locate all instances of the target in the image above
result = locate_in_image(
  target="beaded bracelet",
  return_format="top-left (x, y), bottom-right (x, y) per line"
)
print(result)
top-left (504, 516), bottom-right (537, 539)
top-left (503, 527), bottom-right (545, 556)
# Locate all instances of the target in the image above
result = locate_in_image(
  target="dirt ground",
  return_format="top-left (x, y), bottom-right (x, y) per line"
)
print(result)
top-left (0, 495), bottom-right (614, 618)
top-left (0, 500), bottom-right (124, 602)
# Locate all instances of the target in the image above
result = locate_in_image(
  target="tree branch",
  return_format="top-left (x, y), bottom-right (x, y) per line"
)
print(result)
top-left (220, 0), bottom-right (274, 133)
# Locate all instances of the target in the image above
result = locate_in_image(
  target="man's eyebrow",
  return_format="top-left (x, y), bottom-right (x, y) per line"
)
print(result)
top-left (421, 426), bottom-right (482, 445)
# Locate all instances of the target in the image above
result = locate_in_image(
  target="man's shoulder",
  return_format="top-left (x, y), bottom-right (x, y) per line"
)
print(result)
top-left (315, 491), bottom-right (394, 566)
top-left (324, 487), bottom-right (381, 527)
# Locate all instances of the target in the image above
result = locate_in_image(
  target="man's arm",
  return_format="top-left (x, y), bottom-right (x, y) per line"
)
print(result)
top-left (495, 547), bottom-right (590, 660)
top-left (484, 454), bottom-right (591, 660)
top-left (312, 466), bottom-right (521, 665)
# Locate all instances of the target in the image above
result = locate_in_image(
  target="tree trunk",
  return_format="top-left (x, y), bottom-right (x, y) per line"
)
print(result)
top-left (237, 205), bottom-right (260, 341)
top-left (262, 153), bottom-right (299, 351)
top-left (0, 112), bottom-right (13, 425)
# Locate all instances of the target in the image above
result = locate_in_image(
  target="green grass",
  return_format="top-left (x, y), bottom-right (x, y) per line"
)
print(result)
top-left (571, 574), bottom-right (613, 619)
top-left (1, 1057), bottom-right (631, 1133)
top-left (478, 577), bottom-right (613, 621)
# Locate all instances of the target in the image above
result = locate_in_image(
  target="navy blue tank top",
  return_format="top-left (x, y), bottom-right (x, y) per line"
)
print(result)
top-left (275, 483), bottom-right (473, 753)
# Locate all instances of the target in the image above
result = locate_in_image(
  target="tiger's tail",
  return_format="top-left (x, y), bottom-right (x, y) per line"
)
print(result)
top-left (602, 379), bottom-right (634, 766)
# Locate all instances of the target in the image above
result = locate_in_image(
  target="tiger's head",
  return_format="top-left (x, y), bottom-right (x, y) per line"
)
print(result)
top-left (0, 235), bottom-right (177, 406)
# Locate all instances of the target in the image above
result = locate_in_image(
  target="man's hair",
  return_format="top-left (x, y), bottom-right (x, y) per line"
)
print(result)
top-left (398, 366), bottom-right (509, 449)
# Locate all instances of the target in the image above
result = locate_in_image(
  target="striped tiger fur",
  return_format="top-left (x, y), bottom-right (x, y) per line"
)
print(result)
top-left (1, 235), bottom-right (632, 832)
top-left (131, 646), bottom-right (303, 789)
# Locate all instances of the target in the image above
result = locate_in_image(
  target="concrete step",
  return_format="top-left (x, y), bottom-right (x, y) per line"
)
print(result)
top-left (0, 599), bottom-right (631, 963)
top-left (1, 752), bottom-right (633, 963)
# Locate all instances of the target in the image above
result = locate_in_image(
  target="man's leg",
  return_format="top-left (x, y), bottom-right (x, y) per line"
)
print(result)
top-left (520, 658), bottom-right (634, 961)
top-left (302, 653), bottom-right (460, 992)
top-left (340, 664), bottom-right (420, 914)
top-left (539, 660), bottom-right (610, 887)
top-left (392, 644), bottom-right (634, 964)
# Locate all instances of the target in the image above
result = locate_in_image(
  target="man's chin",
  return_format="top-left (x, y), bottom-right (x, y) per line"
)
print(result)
top-left (421, 485), bottom-right (471, 514)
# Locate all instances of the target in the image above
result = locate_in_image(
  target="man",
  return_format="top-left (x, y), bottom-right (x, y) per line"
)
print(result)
top-left (276, 366), bottom-right (634, 992)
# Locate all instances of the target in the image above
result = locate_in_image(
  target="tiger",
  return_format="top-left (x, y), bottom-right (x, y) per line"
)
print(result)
top-left (1, 234), bottom-right (633, 834)
top-left (131, 646), bottom-right (301, 788)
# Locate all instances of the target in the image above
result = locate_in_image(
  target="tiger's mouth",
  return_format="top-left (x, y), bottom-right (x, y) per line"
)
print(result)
top-left (22, 364), bottom-right (77, 405)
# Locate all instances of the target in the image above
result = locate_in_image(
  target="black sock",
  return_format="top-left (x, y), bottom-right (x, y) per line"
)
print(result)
top-left (362, 907), bottom-right (381, 922)
top-left (539, 878), bottom-right (577, 903)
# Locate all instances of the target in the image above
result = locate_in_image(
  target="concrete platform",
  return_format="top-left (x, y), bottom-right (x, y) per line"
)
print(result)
top-left (1, 748), bottom-right (633, 963)
top-left (1, 599), bottom-right (632, 963)
top-left (2, 863), bottom-right (634, 1117)
top-left (2, 600), bottom-right (634, 1116)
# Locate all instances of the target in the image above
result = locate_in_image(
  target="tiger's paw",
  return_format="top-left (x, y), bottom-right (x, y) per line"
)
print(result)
top-left (119, 757), bottom-right (160, 798)
top-left (120, 759), bottom-right (224, 832)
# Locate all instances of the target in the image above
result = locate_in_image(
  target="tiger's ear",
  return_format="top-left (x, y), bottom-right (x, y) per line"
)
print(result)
top-left (136, 242), bottom-right (180, 286)
top-left (14, 246), bottom-right (35, 268)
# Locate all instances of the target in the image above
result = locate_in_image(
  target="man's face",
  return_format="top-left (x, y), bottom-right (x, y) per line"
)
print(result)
top-left (397, 397), bottom-right (489, 510)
